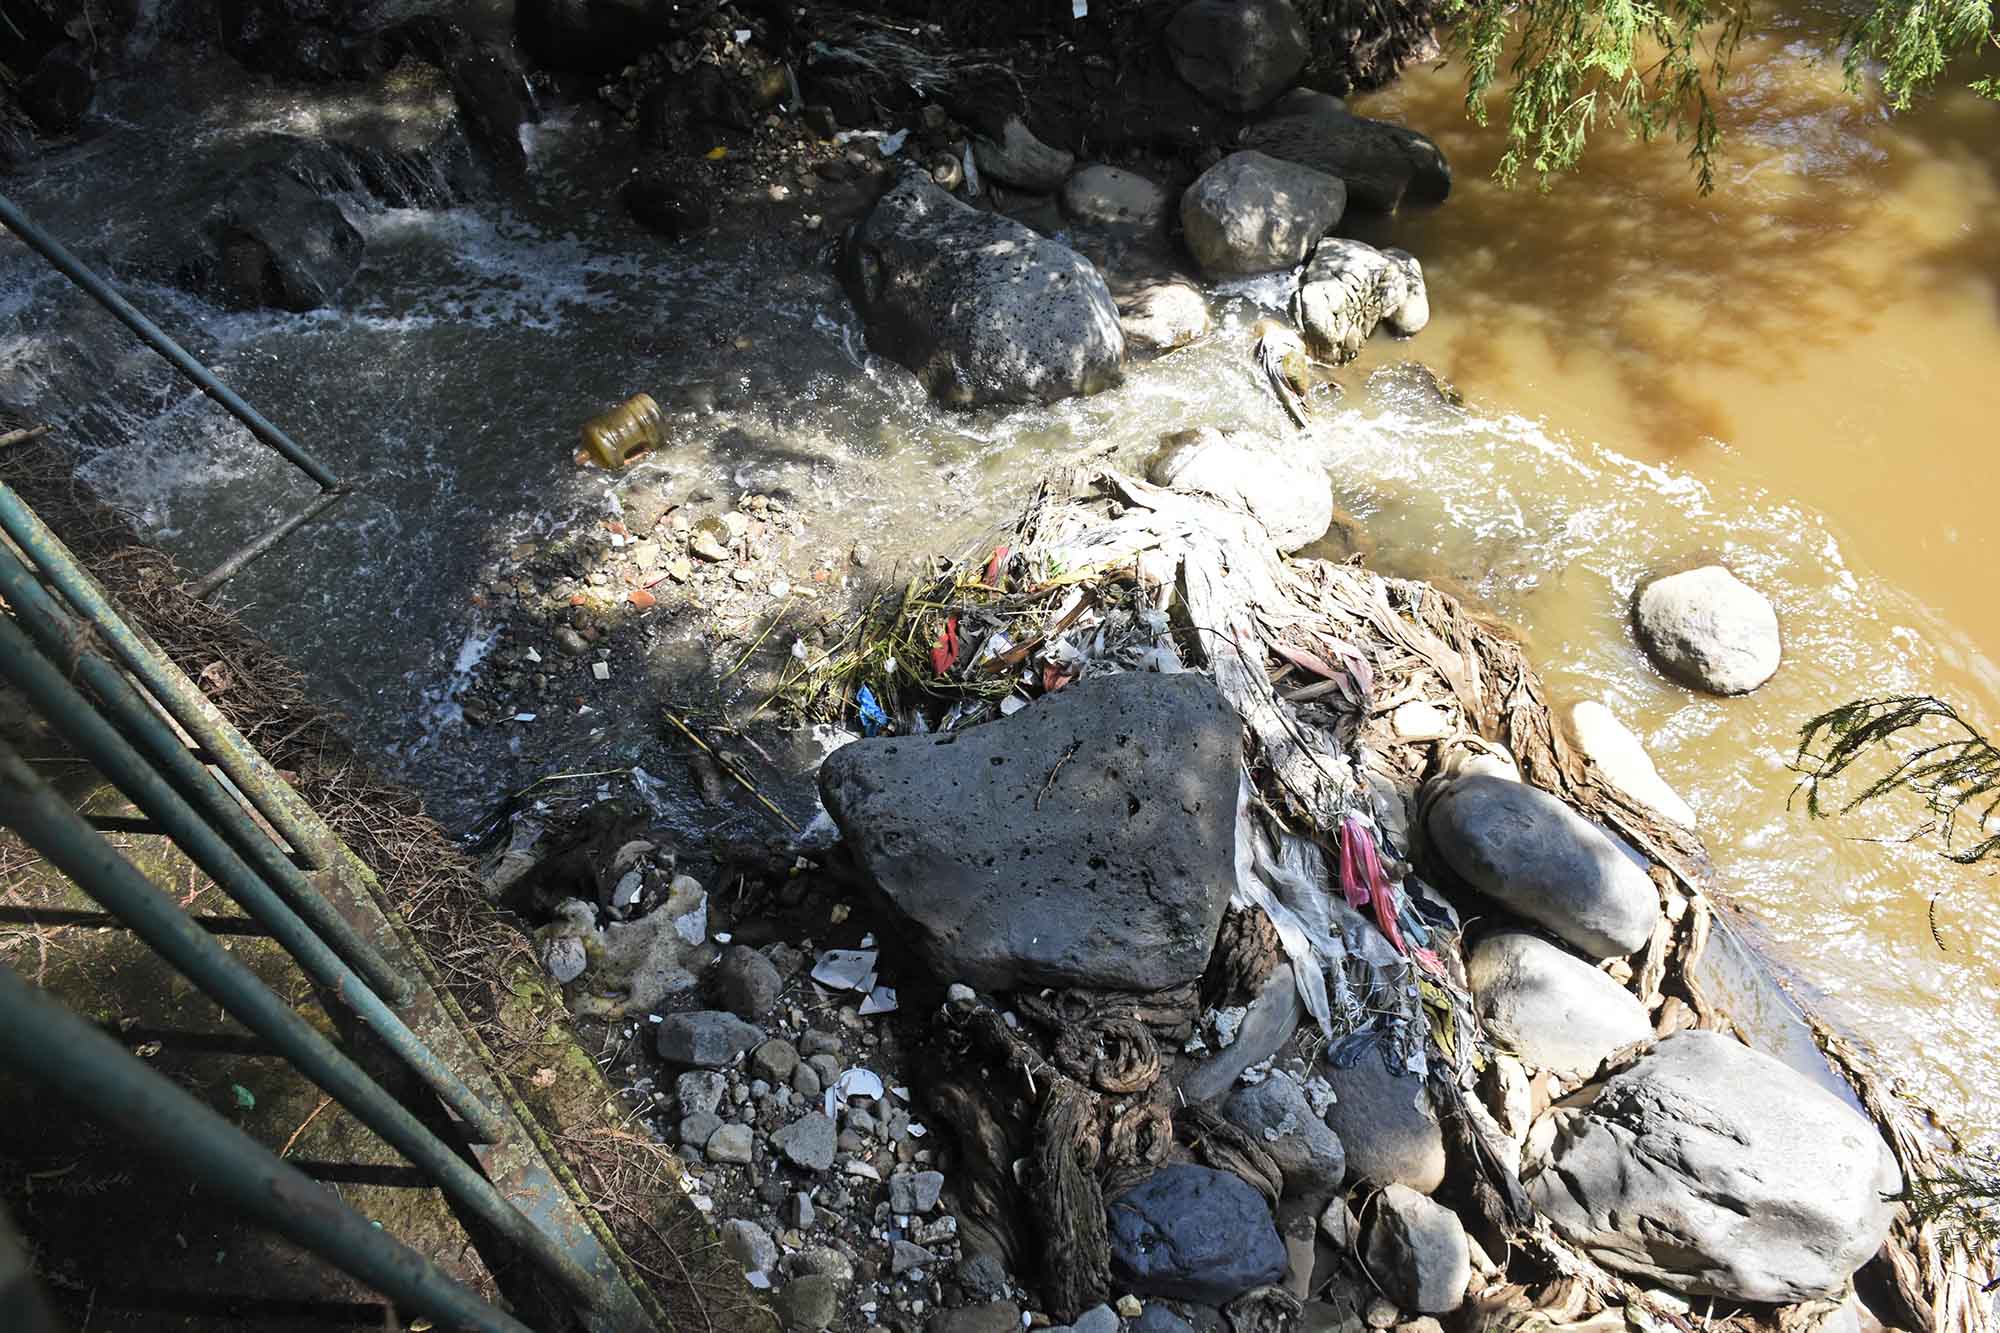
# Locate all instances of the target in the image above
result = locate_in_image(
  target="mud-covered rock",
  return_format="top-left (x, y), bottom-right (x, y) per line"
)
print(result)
top-left (1424, 775), bottom-right (1660, 959)
top-left (1181, 151), bottom-right (1345, 277)
top-left (1526, 1031), bottom-right (1901, 1302)
top-left (842, 173), bottom-right (1124, 406)
top-left (1063, 164), bottom-right (1172, 228)
top-left (819, 672), bottom-right (1240, 992)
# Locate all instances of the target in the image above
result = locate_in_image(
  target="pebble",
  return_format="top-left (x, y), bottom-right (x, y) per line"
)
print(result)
top-left (554, 626), bottom-right (589, 656)
top-left (723, 1219), bottom-right (779, 1274)
top-left (891, 1240), bottom-right (939, 1275)
top-left (706, 1123), bottom-right (754, 1164)
top-left (774, 1112), bottom-right (838, 1172)
top-left (754, 1038), bottom-right (802, 1083)
top-left (679, 1111), bottom-right (722, 1149)
top-left (774, 1274), bottom-right (841, 1331)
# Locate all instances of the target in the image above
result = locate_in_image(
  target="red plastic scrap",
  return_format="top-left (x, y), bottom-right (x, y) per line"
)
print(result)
top-left (1339, 816), bottom-right (1443, 976)
top-left (983, 545), bottom-right (1011, 587)
top-left (931, 614), bottom-right (961, 675)
top-left (1042, 662), bottom-right (1073, 693)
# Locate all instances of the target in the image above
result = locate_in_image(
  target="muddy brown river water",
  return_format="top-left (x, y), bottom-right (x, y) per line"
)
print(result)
top-left (3, 2), bottom-right (1997, 1146)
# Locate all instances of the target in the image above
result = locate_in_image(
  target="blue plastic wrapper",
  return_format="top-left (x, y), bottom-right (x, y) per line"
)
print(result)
top-left (857, 684), bottom-right (888, 736)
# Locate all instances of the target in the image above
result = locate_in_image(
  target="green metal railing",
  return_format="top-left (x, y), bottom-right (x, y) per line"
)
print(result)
top-left (0, 192), bottom-right (661, 1330)
top-left (0, 191), bottom-right (350, 595)
top-left (0, 480), bottom-right (650, 1327)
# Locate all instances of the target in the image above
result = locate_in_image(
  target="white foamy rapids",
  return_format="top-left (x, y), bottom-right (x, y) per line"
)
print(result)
top-left (412, 620), bottom-right (502, 742)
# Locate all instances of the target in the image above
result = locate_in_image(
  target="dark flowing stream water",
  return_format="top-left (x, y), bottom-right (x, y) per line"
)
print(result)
top-left (4, 3), bottom-right (1997, 1145)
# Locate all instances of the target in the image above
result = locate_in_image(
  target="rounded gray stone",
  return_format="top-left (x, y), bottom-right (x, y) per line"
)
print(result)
top-left (1424, 774), bottom-right (1661, 959)
top-left (1223, 1072), bottom-right (1347, 1198)
top-left (1633, 565), bottom-right (1782, 696)
top-left (715, 943), bottom-right (784, 1018)
top-left (1319, 1054), bottom-right (1446, 1194)
top-left (1180, 151), bottom-right (1346, 278)
top-left (1362, 1184), bottom-right (1470, 1314)
top-left (773, 1111), bottom-right (837, 1172)
top-left (774, 1273), bottom-right (841, 1331)
top-left (1165, 0), bottom-right (1310, 113)
top-left (656, 1010), bottom-right (764, 1067)
top-left (1467, 930), bottom-right (1653, 1075)
top-left (704, 1122), bottom-right (754, 1164)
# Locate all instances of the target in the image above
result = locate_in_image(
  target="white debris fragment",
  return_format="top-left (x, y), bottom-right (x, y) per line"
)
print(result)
top-left (610, 869), bottom-right (644, 912)
top-left (812, 948), bottom-right (879, 992)
top-left (999, 695), bottom-right (1027, 716)
top-left (524, 647), bottom-right (542, 663)
top-left (824, 1067), bottom-right (886, 1118)
top-left (592, 661), bottom-right (611, 681)
top-left (859, 986), bottom-right (898, 1016)
top-left (880, 128), bottom-right (909, 156)
top-left (512, 712), bottom-right (538, 722)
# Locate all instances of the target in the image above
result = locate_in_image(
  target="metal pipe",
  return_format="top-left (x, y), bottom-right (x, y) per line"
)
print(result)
top-left (0, 480), bottom-right (331, 868)
top-left (0, 963), bottom-right (534, 1333)
top-left (0, 610), bottom-right (506, 1142)
top-left (0, 544), bottom-right (413, 1007)
top-left (0, 193), bottom-right (344, 493)
top-left (0, 743), bottom-right (608, 1314)
top-left (190, 489), bottom-right (352, 598)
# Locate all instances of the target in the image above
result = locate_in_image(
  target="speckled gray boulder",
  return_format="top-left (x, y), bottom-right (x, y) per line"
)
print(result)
top-left (655, 1010), bottom-right (763, 1067)
top-left (1107, 1164), bottom-right (1289, 1304)
top-left (1468, 930), bottom-right (1652, 1075)
top-left (819, 672), bottom-right (1240, 992)
top-left (1526, 1031), bottom-right (1901, 1302)
top-left (1633, 566), bottom-right (1782, 695)
top-left (1293, 236), bottom-right (1428, 366)
top-left (841, 172), bottom-right (1123, 406)
top-left (1425, 775), bottom-right (1660, 959)
top-left (1180, 151), bottom-right (1345, 277)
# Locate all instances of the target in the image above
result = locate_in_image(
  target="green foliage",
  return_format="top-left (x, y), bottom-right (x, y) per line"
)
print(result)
top-left (1440, 0), bottom-right (1745, 192)
top-left (1903, 1149), bottom-right (2000, 1267)
top-left (1436, 0), bottom-right (1997, 192)
top-left (1791, 694), bottom-right (2000, 866)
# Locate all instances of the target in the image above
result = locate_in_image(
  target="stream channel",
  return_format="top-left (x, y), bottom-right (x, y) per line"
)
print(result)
top-left (3, 0), bottom-right (1997, 1147)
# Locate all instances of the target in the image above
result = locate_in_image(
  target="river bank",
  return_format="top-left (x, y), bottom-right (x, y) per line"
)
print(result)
top-left (4, 2), bottom-right (1999, 1331)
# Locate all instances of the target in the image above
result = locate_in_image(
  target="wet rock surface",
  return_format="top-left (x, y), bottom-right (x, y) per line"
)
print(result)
top-left (1294, 237), bottom-right (1429, 365)
top-left (1633, 565), bottom-right (1783, 695)
top-left (1425, 774), bottom-right (1661, 959)
top-left (841, 173), bottom-right (1124, 406)
top-left (1467, 929), bottom-right (1653, 1075)
top-left (820, 672), bottom-right (1242, 992)
top-left (1527, 1030), bottom-right (1902, 1302)
top-left (1149, 427), bottom-right (1334, 551)
top-left (1180, 151), bottom-right (1346, 277)
top-left (1107, 1164), bottom-right (1290, 1305)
